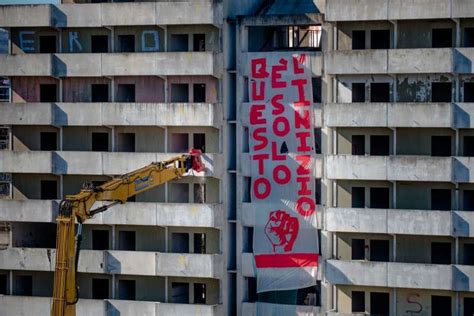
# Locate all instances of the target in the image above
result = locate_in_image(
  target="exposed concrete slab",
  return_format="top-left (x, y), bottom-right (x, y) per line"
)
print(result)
top-left (388, 0), bottom-right (450, 20)
top-left (326, 0), bottom-right (388, 21)
top-left (325, 103), bottom-right (388, 127)
top-left (0, 248), bottom-right (222, 278)
top-left (325, 50), bottom-right (388, 75)
top-left (388, 102), bottom-right (451, 127)
top-left (388, 48), bottom-right (452, 74)
top-left (0, 296), bottom-right (218, 316)
top-left (453, 0), bottom-right (474, 17)
top-left (0, 4), bottom-right (52, 27)
top-left (0, 54), bottom-right (52, 76)
top-left (326, 260), bottom-right (458, 290)
top-left (0, 151), bottom-right (52, 173)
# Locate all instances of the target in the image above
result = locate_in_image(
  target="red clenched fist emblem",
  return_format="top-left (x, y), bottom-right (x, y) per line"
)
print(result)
top-left (264, 210), bottom-right (299, 252)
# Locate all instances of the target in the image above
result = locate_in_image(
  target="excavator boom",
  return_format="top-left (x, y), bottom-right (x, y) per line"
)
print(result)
top-left (51, 150), bottom-right (204, 316)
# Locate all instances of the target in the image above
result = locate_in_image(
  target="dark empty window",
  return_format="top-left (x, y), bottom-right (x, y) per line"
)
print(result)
top-left (352, 291), bottom-right (365, 313)
top-left (370, 239), bottom-right (389, 262)
top-left (193, 84), bottom-right (206, 102)
top-left (352, 238), bottom-right (365, 260)
top-left (193, 133), bottom-right (205, 153)
top-left (464, 190), bottom-right (474, 211)
top-left (465, 297), bottom-right (474, 316)
top-left (172, 232), bottom-right (189, 253)
top-left (91, 132), bottom-right (109, 151)
top-left (352, 31), bottom-right (366, 50)
top-left (314, 128), bottom-right (322, 154)
top-left (431, 136), bottom-right (452, 157)
top-left (370, 135), bottom-right (390, 156)
top-left (39, 36), bottom-right (56, 53)
top-left (0, 274), bottom-right (6, 295)
top-left (15, 275), bottom-right (32, 296)
top-left (432, 28), bottom-right (453, 48)
top-left (171, 84), bottom-right (189, 102)
top-left (194, 283), bottom-right (206, 304)
top-left (193, 183), bottom-right (206, 204)
top-left (171, 34), bottom-right (189, 52)
top-left (432, 82), bottom-right (452, 102)
top-left (171, 282), bottom-right (189, 303)
top-left (41, 180), bottom-right (57, 200)
top-left (370, 292), bottom-right (389, 316)
top-left (370, 187), bottom-right (389, 208)
top-left (312, 77), bottom-right (322, 103)
top-left (171, 133), bottom-right (189, 152)
top-left (352, 135), bottom-right (365, 155)
top-left (431, 295), bottom-right (452, 316)
top-left (352, 83), bottom-right (365, 102)
top-left (464, 136), bottom-right (474, 156)
top-left (352, 187), bottom-right (365, 208)
top-left (370, 83), bottom-right (390, 102)
top-left (91, 35), bottom-right (108, 53)
top-left (91, 84), bottom-right (109, 102)
top-left (463, 244), bottom-right (474, 265)
top-left (193, 34), bottom-right (205, 52)
top-left (431, 189), bottom-right (451, 210)
top-left (118, 35), bottom-right (135, 52)
top-left (464, 82), bottom-right (474, 102)
top-left (118, 280), bottom-right (136, 300)
top-left (248, 277), bottom-right (257, 302)
top-left (243, 176), bottom-right (251, 202)
top-left (465, 28), bottom-right (474, 48)
top-left (370, 30), bottom-right (390, 49)
top-left (92, 278), bottom-right (109, 299)
top-left (118, 231), bottom-right (136, 251)
top-left (431, 242), bottom-right (452, 264)
top-left (193, 233), bottom-right (206, 254)
top-left (244, 226), bottom-right (253, 253)
top-left (40, 84), bottom-right (57, 102)
top-left (118, 133), bottom-right (135, 152)
top-left (40, 132), bottom-right (57, 151)
top-left (116, 84), bottom-right (135, 102)
top-left (92, 230), bottom-right (109, 250)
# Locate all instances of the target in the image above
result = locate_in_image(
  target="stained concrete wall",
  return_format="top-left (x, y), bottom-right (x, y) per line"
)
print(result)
top-left (167, 76), bottom-right (218, 103)
top-left (167, 126), bottom-right (220, 153)
top-left (114, 126), bottom-right (165, 153)
top-left (337, 127), bottom-right (393, 155)
top-left (63, 77), bottom-right (110, 102)
top-left (62, 126), bottom-right (111, 151)
top-left (12, 125), bottom-right (59, 151)
top-left (168, 227), bottom-right (220, 254)
top-left (12, 173), bottom-right (59, 200)
top-left (11, 77), bottom-right (59, 103)
top-left (167, 25), bottom-right (220, 53)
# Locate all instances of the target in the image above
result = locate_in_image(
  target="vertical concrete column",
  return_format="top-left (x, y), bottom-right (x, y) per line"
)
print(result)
top-left (112, 275), bottom-right (116, 299)
top-left (110, 27), bottom-right (115, 53)
top-left (9, 270), bottom-right (13, 295)
top-left (391, 21), bottom-right (398, 49)
top-left (164, 77), bottom-right (168, 103)
top-left (110, 77), bottom-right (115, 102)
top-left (393, 288), bottom-right (397, 316)
top-left (59, 29), bottom-right (63, 53)
top-left (454, 18), bottom-right (461, 48)
top-left (59, 175), bottom-right (63, 200)
top-left (165, 276), bottom-right (169, 302)
top-left (392, 181), bottom-right (397, 209)
top-left (6, 27), bottom-right (11, 54)
top-left (392, 234), bottom-right (397, 261)
top-left (111, 127), bottom-right (115, 152)
top-left (163, 26), bottom-right (168, 52)
top-left (59, 79), bottom-right (63, 102)
top-left (392, 127), bottom-right (397, 155)
top-left (59, 127), bottom-right (63, 151)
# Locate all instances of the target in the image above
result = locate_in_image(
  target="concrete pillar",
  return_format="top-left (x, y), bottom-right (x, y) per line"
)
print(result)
top-left (392, 127), bottom-right (397, 155)
top-left (455, 236), bottom-right (459, 264)
top-left (111, 127), bottom-right (115, 152)
top-left (392, 181), bottom-right (397, 209)
top-left (59, 127), bottom-right (63, 151)
top-left (112, 274), bottom-right (116, 299)
top-left (6, 27), bottom-right (11, 54)
top-left (9, 270), bottom-right (13, 295)
top-left (165, 276), bottom-right (169, 302)
top-left (454, 18), bottom-right (461, 47)
top-left (110, 27), bottom-right (115, 53)
top-left (110, 77), bottom-right (115, 102)
top-left (393, 288), bottom-right (397, 316)
top-left (164, 77), bottom-right (168, 103)
top-left (59, 29), bottom-right (63, 53)
top-left (59, 79), bottom-right (63, 102)
top-left (164, 26), bottom-right (168, 52)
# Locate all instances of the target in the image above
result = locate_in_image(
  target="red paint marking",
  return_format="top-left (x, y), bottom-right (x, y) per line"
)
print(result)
top-left (255, 253), bottom-right (318, 268)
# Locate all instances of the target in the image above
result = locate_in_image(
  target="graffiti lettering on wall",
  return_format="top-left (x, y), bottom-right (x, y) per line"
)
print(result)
top-left (19, 30), bottom-right (160, 52)
top-left (406, 292), bottom-right (423, 315)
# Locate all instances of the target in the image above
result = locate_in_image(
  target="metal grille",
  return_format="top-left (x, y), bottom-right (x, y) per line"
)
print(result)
top-left (0, 173), bottom-right (11, 199)
top-left (0, 128), bottom-right (8, 150)
top-left (0, 78), bottom-right (10, 102)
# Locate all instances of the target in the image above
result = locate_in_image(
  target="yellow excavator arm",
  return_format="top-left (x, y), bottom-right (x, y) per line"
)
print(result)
top-left (51, 150), bottom-right (204, 316)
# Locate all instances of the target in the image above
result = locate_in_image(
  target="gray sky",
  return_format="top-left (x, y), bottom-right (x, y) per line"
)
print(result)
top-left (0, 0), bottom-right (58, 4)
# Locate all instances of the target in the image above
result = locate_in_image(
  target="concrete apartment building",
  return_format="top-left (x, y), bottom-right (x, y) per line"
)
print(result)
top-left (1, 0), bottom-right (474, 315)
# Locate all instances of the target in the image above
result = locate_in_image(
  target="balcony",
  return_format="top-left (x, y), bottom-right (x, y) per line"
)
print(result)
top-left (0, 52), bottom-right (221, 77)
top-left (0, 200), bottom-right (224, 228)
top-left (325, 208), bottom-right (474, 237)
top-left (326, 0), bottom-right (474, 21)
top-left (0, 296), bottom-right (219, 316)
top-left (241, 203), bottom-right (322, 229)
top-left (0, 103), bottom-right (222, 127)
top-left (0, 1), bottom-right (221, 28)
top-left (0, 151), bottom-right (224, 178)
top-left (326, 260), bottom-right (474, 292)
top-left (240, 153), bottom-right (323, 178)
top-left (324, 102), bottom-right (465, 128)
top-left (326, 155), bottom-right (457, 182)
top-left (242, 302), bottom-right (320, 316)
top-left (325, 48), bottom-right (474, 75)
top-left (0, 248), bottom-right (223, 278)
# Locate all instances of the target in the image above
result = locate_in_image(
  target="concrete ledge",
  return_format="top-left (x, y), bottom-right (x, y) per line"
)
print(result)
top-left (240, 153), bottom-right (323, 178)
top-left (0, 1), bottom-right (219, 28)
top-left (0, 247), bottom-right (222, 278)
top-left (325, 208), bottom-right (456, 236)
top-left (0, 151), bottom-right (223, 178)
top-left (326, 155), bottom-right (453, 182)
top-left (325, 260), bottom-right (465, 291)
top-left (0, 296), bottom-right (218, 316)
top-left (326, 0), bottom-right (474, 21)
top-left (0, 52), bottom-right (220, 77)
top-left (0, 199), bottom-right (224, 228)
top-left (325, 48), bottom-right (474, 75)
top-left (0, 103), bottom-right (222, 127)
